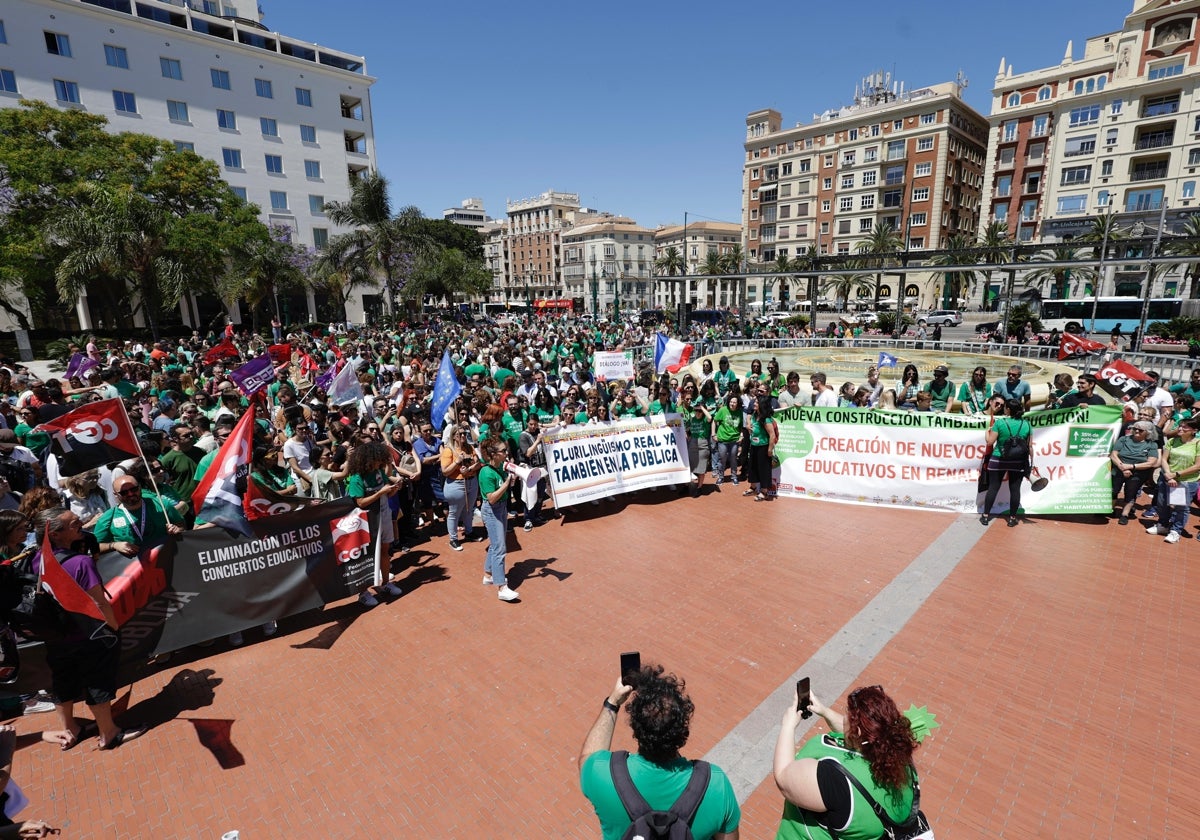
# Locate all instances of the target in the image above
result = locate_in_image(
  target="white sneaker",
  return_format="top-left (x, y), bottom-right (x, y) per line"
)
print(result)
top-left (358, 591), bottom-right (379, 608)
top-left (1165, 531), bottom-right (1181, 544)
top-left (262, 620), bottom-right (278, 637)
top-left (1146, 525), bottom-right (1169, 536)
top-left (497, 585), bottom-right (520, 602)
top-left (482, 574), bottom-right (494, 585)
top-left (523, 521), bottom-right (533, 532)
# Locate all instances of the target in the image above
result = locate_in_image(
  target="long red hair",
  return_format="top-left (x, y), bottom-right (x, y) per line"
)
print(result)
top-left (846, 686), bottom-right (918, 791)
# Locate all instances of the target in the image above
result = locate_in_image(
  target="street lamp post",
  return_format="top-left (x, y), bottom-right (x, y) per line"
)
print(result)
top-left (590, 255), bottom-right (599, 315)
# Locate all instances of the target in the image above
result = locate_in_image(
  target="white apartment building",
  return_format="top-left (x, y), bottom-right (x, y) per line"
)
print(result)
top-left (496, 190), bottom-right (586, 310)
top-left (652, 221), bottom-right (742, 309)
top-left (561, 215), bottom-right (656, 315)
top-left (982, 0), bottom-right (1200, 299)
top-left (0, 0), bottom-right (377, 327)
top-left (443, 197), bottom-right (488, 228)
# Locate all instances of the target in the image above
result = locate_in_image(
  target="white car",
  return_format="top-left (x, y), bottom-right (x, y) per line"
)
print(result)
top-left (851, 311), bottom-right (878, 325)
top-left (915, 309), bottom-right (962, 327)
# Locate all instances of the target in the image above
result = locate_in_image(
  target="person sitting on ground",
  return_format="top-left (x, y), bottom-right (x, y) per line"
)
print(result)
top-left (923, 365), bottom-right (955, 412)
top-left (1111, 421), bottom-right (1159, 526)
top-left (579, 664), bottom-right (740, 840)
top-left (1059, 374), bottom-right (1105, 408)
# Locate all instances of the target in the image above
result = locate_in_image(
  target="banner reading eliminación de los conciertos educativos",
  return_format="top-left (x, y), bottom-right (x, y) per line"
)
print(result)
top-left (774, 405), bottom-right (1122, 515)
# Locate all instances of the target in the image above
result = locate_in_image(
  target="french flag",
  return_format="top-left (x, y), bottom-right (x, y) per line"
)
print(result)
top-left (654, 334), bottom-right (693, 374)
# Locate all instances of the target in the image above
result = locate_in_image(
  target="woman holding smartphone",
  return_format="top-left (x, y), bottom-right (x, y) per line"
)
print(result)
top-left (479, 442), bottom-right (520, 602)
top-left (441, 426), bottom-right (483, 551)
top-left (345, 441), bottom-right (403, 607)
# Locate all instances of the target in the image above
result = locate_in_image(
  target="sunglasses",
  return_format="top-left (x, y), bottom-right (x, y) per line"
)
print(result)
top-left (117, 487), bottom-right (141, 496)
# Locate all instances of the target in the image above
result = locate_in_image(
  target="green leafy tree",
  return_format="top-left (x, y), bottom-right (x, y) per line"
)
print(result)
top-left (1167, 215), bottom-right (1200, 299)
top-left (856, 222), bottom-right (905, 310)
top-left (929, 233), bottom-right (981, 309)
top-left (1026, 245), bottom-right (1097, 299)
top-left (654, 245), bottom-right (686, 309)
top-left (407, 247), bottom-right (493, 306)
top-left (821, 260), bottom-right (873, 312)
top-left (230, 224), bottom-right (313, 332)
top-left (978, 220), bottom-right (1015, 315)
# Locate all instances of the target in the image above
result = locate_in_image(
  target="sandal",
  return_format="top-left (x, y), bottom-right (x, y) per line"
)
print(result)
top-left (98, 724), bottom-right (148, 751)
top-left (61, 720), bottom-right (98, 752)
top-left (742, 489), bottom-right (756, 497)
top-left (754, 494), bottom-right (767, 502)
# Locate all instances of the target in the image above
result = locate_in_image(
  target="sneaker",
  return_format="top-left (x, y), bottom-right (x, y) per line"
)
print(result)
top-left (482, 574), bottom-right (494, 585)
top-left (381, 581), bottom-right (403, 597)
top-left (229, 632), bottom-right (244, 647)
top-left (1165, 530), bottom-right (1181, 544)
top-left (1146, 525), bottom-right (1169, 536)
top-left (497, 585), bottom-right (520, 602)
top-left (358, 591), bottom-right (379, 608)
top-left (1118, 515), bottom-right (1129, 525)
top-left (262, 620), bottom-right (278, 637)
top-left (731, 478), bottom-right (740, 486)
top-left (523, 521), bottom-right (533, 532)
top-left (1144, 508), bottom-right (1159, 518)
top-left (22, 698), bottom-right (55, 715)
top-left (449, 539), bottom-right (463, 552)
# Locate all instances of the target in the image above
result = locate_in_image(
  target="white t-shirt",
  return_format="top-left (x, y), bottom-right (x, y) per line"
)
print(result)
top-left (1144, 386), bottom-right (1174, 416)
top-left (814, 388), bottom-right (838, 407)
top-left (282, 437), bottom-right (313, 473)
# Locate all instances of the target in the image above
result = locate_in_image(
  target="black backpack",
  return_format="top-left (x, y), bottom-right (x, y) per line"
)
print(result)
top-left (999, 419), bottom-right (1031, 462)
top-left (609, 750), bottom-right (711, 840)
top-left (0, 453), bottom-right (32, 494)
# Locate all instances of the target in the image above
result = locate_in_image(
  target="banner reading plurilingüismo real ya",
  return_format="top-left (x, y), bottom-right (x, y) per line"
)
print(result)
top-left (542, 414), bottom-right (690, 506)
top-left (773, 404), bottom-right (1122, 515)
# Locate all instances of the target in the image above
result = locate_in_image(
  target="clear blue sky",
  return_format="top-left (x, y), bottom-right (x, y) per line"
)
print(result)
top-left (261, 0), bottom-right (1137, 230)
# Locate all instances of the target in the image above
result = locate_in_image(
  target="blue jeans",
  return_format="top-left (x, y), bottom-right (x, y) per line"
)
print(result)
top-left (1160, 476), bottom-right (1198, 533)
top-left (464, 476), bottom-right (479, 534)
top-left (444, 479), bottom-right (467, 539)
top-left (715, 440), bottom-right (739, 480)
top-left (481, 500), bottom-right (508, 586)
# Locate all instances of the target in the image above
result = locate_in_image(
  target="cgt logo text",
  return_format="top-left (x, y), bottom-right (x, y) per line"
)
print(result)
top-left (54, 418), bottom-right (123, 451)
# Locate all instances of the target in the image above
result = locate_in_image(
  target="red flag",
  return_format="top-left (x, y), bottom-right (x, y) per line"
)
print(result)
top-left (203, 340), bottom-right (241, 365)
top-left (300, 352), bottom-right (320, 375)
top-left (35, 397), bottom-right (142, 476)
top-left (1058, 332), bottom-right (1107, 361)
top-left (1096, 358), bottom-right (1155, 402)
top-left (191, 409), bottom-right (256, 535)
top-left (243, 475), bottom-right (311, 520)
top-left (38, 526), bottom-right (105, 622)
top-left (267, 343), bottom-right (292, 365)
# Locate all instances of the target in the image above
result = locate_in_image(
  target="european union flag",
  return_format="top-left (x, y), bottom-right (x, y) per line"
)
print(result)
top-left (877, 351), bottom-right (898, 369)
top-left (429, 348), bottom-right (462, 431)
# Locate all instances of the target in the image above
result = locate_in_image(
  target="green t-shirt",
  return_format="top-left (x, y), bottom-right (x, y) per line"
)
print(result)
top-left (713, 369), bottom-right (737, 395)
top-left (580, 752), bottom-right (740, 840)
top-left (713, 406), bottom-right (743, 443)
top-left (684, 405), bottom-right (711, 439)
top-left (922, 378), bottom-right (955, 411)
top-left (346, 469), bottom-right (386, 499)
top-left (957, 381), bottom-right (989, 413)
top-left (613, 404), bottom-right (645, 419)
top-left (648, 399), bottom-right (674, 415)
top-left (94, 494), bottom-right (182, 548)
top-left (749, 415), bottom-right (775, 447)
top-left (478, 463), bottom-right (506, 497)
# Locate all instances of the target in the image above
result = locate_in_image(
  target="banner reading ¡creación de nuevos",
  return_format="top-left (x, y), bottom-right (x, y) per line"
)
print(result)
top-left (774, 404), bottom-right (1122, 515)
top-left (542, 414), bottom-right (690, 506)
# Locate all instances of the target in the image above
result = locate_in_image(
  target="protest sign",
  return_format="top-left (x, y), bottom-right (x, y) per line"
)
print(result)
top-left (100, 498), bottom-right (378, 659)
top-left (593, 351), bottom-right (635, 381)
top-left (773, 405), bottom-right (1122, 515)
top-left (542, 415), bottom-right (690, 506)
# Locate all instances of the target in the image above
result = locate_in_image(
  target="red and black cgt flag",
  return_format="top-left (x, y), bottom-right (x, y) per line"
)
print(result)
top-left (35, 398), bottom-right (142, 476)
top-left (191, 408), bottom-right (256, 536)
top-left (1095, 358), bottom-right (1155, 401)
top-left (1058, 332), bottom-right (1108, 361)
top-left (203, 339), bottom-right (241, 365)
top-left (243, 475), bottom-right (313, 521)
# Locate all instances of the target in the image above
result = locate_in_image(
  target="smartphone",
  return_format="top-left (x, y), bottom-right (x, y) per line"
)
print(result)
top-left (796, 677), bottom-right (812, 718)
top-left (620, 651), bottom-right (641, 686)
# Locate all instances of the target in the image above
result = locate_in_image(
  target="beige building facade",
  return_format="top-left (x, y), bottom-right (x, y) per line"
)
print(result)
top-left (652, 221), bottom-right (742, 309)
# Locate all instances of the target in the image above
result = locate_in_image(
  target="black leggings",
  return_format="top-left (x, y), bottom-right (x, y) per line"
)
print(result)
top-left (983, 469), bottom-right (1023, 517)
top-left (748, 444), bottom-right (772, 490)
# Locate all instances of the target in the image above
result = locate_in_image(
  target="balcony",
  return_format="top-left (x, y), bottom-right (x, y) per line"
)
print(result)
top-left (1134, 131), bottom-right (1174, 150)
top-left (340, 96), bottom-right (364, 121)
top-left (1130, 162), bottom-right (1169, 181)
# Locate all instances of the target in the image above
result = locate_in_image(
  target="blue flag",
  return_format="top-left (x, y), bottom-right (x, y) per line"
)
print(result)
top-left (429, 348), bottom-right (462, 431)
top-left (877, 351), bottom-right (898, 369)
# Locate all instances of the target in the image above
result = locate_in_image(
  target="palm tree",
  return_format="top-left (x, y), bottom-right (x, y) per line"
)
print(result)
top-left (928, 233), bottom-right (979, 309)
top-left (799, 244), bottom-right (821, 317)
top-left (977, 220), bottom-right (1014, 314)
top-left (720, 244), bottom-right (746, 313)
top-left (1026, 244), bottom-right (1098, 299)
top-left (51, 184), bottom-right (183, 339)
top-left (856, 223), bottom-right (905, 310)
top-left (313, 233), bottom-right (374, 319)
top-left (654, 245), bottom-right (685, 309)
top-left (1078, 211), bottom-right (1125, 298)
top-left (821, 259), bottom-right (873, 312)
top-left (697, 251), bottom-right (725, 307)
top-left (234, 224), bottom-right (312, 332)
top-left (1168, 215), bottom-right (1200, 298)
top-left (323, 171), bottom-right (434, 315)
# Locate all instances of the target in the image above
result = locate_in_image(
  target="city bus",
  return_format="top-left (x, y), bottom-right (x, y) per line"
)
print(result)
top-left (1037, 297), bottom-right (1200, 334)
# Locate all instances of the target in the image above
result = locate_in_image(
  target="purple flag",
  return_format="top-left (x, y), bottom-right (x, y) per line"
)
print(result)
top-left (315, 366), bottom-right (335, 392)
top-left (65, 353), bottom-right (98, 380)
top-left (228, 354), bottom-right (274, 396)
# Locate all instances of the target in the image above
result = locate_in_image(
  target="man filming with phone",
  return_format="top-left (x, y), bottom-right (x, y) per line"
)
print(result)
top-left (578, 662), bottom-right (740, 839)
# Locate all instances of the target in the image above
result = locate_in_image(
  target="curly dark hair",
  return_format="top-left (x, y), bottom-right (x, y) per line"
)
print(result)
top-left (346, 441), bottom-right (389, 478)
top-left (846, 685), bottom-right (918, 791)
top-left (627, 664), bottom-right (694, 765)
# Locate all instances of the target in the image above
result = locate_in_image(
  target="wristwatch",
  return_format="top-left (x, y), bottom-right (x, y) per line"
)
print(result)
top-left (602, 699), bottom-right (620, 714)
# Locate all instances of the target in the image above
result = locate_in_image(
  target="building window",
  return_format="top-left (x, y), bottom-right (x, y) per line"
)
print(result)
top-left (1003, 121), bottom-right (1017, 142)
top-left (822, 178), bottom-right (832, 190)
top-left (994, 204), bottom-right (1009, 222)
top-left (824, 154), bottom-right (834, 168)
top-left (255, 78), bottom-right (273, 98)
top-left (848, 128), bottom-right (858, 140)
top-left (781, 162), bottom-right (792, 176)
top-left (160, 58), bottom-right (182, 80)
top-left (910, 212), bottom-right (927, 226)
top-left (304, 160), bottom-right (321, 179)
top-left (839, 196), bottom-right (853, 211)
top-left (921, 112), bottom-right (935, 125)
top-left (1021, 200), bottom-right (1038, 221)
top-left (862, 171), bottom-right (877, 186)
top-left (886, 139), bottom-right (905, 160)
top-left (211, 68), bottom-right (231, 90)
top-left (222, 148), bottom-right (242, 169)
top-left (914, 162), bottom-right (932, 177)
top-left (1069, 105), bottom-right (1101, 126)
top-left (837, 220), bottom-right (851, 235)
top-left (1143, 94), bottom-right (1180, 117)
top-left (260, 117), bottom-right (278, 137)
top-left (1125, 188), bottom-right (1163, 212)
top-left (270, 191), bottom-right (289, 211)
top-left (916, 137), bottom-right (934, 151)
top-left (53, 79), bottom-right (80, 104)
top-left (1007, 93), bottom-right (1021, 107)
top-left (912, 187), bottom-right (930, 202)
top-left (821, 200), bottom-right (831, 212)
top-left (265, 154), bottom-right (284, 174)
top-left (864, 147), bottom-right (878, 162)
top-left (1101, 160), bottom-right (1113, 177)
top-left (0, 69), bottom-right (17, 94)
top-left (893, 119), bottom-right (903, 130)
top-left (997, 175), bottom-right (1012, 197)
top-left (104, 45), bottom-right (128, 69)
top-left (860, 194), bottom-right (875, 210)
top-left (1097, 190), bottom-right (1110, 207)
top-left (231, 186), bottom-right (247, 201)
top-left (1111, 99), bottom-right (1122, 116)
top-left (799, 159), bottom-right (811, 172)
top-left (1064, 134), bottom-right (1096, 156)
top-left (1184, 181), bottom-right (1196, 199)
top-left (859, 218), bottom-right (873, 232)
top-left (1061, 165), bottom-right (1091, 185)
top-left (173, 141), bottom-right (194, 153)
top-left (300, 124), bottom-right (317, 143)
top-left (295, 87), bottom-right (312, 106)
top-left (841, 175), bottom-right (854, 189)
top-left (44, 32), bottom-right (71, 57)
top-left (0, 21), bottom-right (6, 44)
top-left (1106, 128), bottom-right (1119, 146)
top-left (883, 189), bottom-right (902, 208)
top-left (112, 90), bottom-right (137, 114)
top-left (1032, 115), bottom-right (1048, 136)
top-left (885, 165), bottom-right (904, 185)
top-left (309, 195), bottom-right (325, 215)
top-left (842, 151), bottom-right (856, 166)
top-left (217, 109), bottom-right (237, 130)
top-left (1148, 60), bottom-right (1185, 80)
top-left (313, 228), bottom-right (329, 249)
top-left (1189, 148), bottom-right (1200, 166)
top-left (1056, 194), bottom-right (1088, 214)
top-left (167, 100), bottom-right (189, 122)
top-left (1038, 86), bottom-right (1051, 101)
